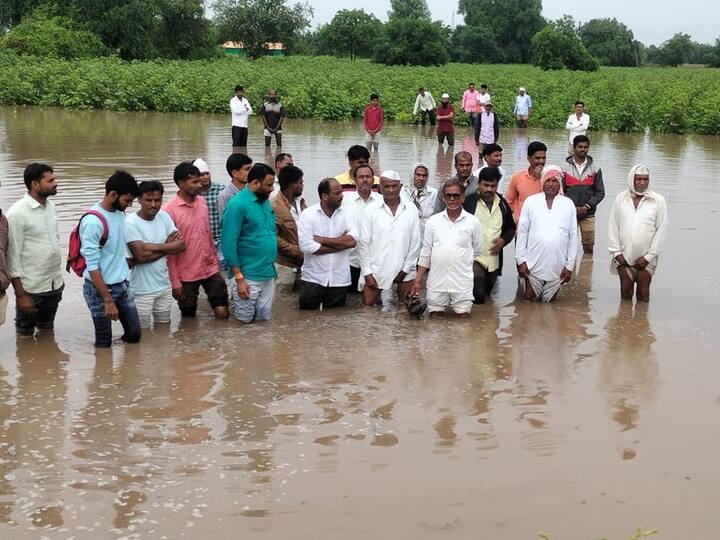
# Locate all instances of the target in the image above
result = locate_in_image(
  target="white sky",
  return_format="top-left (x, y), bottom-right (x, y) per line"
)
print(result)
top-left (304, 0), bottom-right (720, 45)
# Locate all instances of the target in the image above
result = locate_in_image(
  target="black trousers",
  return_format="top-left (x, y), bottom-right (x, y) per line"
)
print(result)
top-left (473, 262), bottom-right (499, 304)
top-left (299, 280), bottom-right (347, 310)
top-left (420, 109), bottom-right (436, 126)
top-left (15, 286), bottom-right (64, 336)
top-left (232, 126), bottom-right (248, 147)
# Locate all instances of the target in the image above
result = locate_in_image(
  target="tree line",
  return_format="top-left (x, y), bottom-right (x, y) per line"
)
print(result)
top-left (1, 0), bottom-right (719, 70)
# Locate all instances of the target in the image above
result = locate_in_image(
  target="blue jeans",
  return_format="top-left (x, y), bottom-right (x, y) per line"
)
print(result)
top-left (231, 278), bottom-right (274, 323)
top-left (83, 280), bottom-right (141, 348)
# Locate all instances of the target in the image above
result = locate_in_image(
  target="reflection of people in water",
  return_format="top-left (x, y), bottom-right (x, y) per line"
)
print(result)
top-left (599, 303), bottom-right (658, 431)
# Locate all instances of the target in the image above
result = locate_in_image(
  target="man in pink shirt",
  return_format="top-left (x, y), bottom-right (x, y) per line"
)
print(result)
top-left (164, 162), bottom-right (229, 319)
top-left (363, 94), bottom-right (384, 151)
top-left (504, 141), bottom-right (547, 224)
top-left (461, 83), bottom-right (479, 127)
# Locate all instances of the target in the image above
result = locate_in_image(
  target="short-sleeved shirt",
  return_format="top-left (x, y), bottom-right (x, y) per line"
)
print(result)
top-left (126, 210), bottom-right (177, 295)
top-left (260, 101), bottom-right (285, 130)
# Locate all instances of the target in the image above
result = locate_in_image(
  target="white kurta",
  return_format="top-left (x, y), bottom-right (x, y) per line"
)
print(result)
top-left (565, 112), bottom-right (590, 143)
top-left (358, 201), bottom-right (421, 289)
top-left (419, 210), bottom-right (484, 294)
top-left (342, 192), bottom-right (382, 268)
top-left (299, 204), bottom-right (358, 287)
top-left (607, 190), bottom-right (668, 274)
top-left (516, 193), bottom-right (578, 281)
top-left (230, 96), bottom-right (253, 128)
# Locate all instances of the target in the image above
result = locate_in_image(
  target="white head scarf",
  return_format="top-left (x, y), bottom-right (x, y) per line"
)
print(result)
top-left (406, 163), bottom-right (430, 213)
top-left (627, 165), bottom-right (650, 196)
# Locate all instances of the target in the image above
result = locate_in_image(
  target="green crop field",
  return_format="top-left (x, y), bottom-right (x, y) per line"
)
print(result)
top-left (2, 51), bottom-right (719, 134)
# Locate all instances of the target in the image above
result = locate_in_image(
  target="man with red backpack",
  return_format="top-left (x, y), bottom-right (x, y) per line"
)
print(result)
top-left (78, 171), bottom-right (141, 347)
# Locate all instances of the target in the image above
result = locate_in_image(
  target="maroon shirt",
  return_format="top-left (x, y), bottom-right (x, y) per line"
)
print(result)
top-left (364, 105), bottom-right (384, 133)
top-left (437, 103), bottom-right (455, 134)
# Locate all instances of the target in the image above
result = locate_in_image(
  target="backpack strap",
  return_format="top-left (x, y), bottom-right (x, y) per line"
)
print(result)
top-left (81, 210), bottom-right (109, 247)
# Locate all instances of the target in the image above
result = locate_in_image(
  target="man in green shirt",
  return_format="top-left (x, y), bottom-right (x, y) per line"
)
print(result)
top-left (221, 163), bottom-right (277, 323)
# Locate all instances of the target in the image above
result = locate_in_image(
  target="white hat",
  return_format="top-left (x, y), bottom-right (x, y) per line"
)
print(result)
top-left (193, 158), bottom-right (210, 174)
top-left (519, 86), bottom-right (526, 92)
top-left (380, 170), bottom-right (402, 181)
top-left (441, 93), bottom-right (450, 99)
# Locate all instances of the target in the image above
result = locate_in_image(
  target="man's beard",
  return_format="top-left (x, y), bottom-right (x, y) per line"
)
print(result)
top-left (112, 198), bottom-right (125, 211)
top-left (256, 191), bottom-right (270, 201)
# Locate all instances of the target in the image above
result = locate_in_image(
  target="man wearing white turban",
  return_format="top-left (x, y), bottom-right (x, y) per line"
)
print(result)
top-left (516, 165), bottom-right (578, 302)
top-left (607, 165), bottom-right (668, 302)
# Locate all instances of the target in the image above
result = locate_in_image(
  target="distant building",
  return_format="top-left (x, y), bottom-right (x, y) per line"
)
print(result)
top-left (222, 41), bottom-right (285, 57)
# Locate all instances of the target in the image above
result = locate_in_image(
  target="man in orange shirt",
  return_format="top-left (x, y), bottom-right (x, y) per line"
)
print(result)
top-left (504, 141), bottom-right (547, 224)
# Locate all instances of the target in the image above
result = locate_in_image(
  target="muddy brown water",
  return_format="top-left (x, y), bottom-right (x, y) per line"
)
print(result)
top-left (0, 107), bottom-right (718, 539)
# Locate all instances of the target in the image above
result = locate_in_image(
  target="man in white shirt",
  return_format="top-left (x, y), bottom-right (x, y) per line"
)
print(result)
top-left (299, 178), bottom-right (358, 310)
top-left (411, 180), bottom-right (483, 318)
top-left (341, 164), bottom-right (382, 292)
top-left (516, 166), bottom-right (579, 303)
top-left (359, 171), bottom-right (421, 307)
top-left (230, 85), bottom-right (253, 148)
top-left (608, 165), bottom-right (668, 303)
top-left (474, 84), bottom-right (492, 113)
top-left (413, 87), bottom-right (437, 126)
top-left (565, 101), bottom-right (590, 145)
top-left (126, 181), bottom-right (187, 328)
top-left (6, 163), bottom-right (64, 336)
top-left (402, 163), bottom-right (437, 238)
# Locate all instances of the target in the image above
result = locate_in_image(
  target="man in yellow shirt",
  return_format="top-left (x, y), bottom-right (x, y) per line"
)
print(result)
top-left (335, 145), bottom-right (379, 192)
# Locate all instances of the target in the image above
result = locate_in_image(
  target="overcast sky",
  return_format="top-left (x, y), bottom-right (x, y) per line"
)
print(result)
top-left (305, 0), bottom-right (720, 45)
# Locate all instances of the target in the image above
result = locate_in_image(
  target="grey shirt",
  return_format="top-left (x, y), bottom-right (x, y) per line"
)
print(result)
top-left (433, 174), bottom-right (479, 214)
top-left (217, 182), bottom-right (241, 219)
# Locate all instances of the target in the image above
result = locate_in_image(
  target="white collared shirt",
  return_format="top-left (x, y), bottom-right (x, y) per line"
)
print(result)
top-left (358, 200), bottom-right (422, 289)
top-left (516, 193), bottom-right (578, 281)
top-left (413, 92), bottom-right (437, 114)
top-left (230, 96), bottom-right (253, 128)
top-left (401, 184), bottom-right (437, 235)
top-left (419, 209), bottom-right (484, 294)
top-left (472, 161), bottom-right (507, 193)
top-left (566, 112), bottom-right (590, 143)
top-left (6, 194), bottom-right (64, 293)
top-left (342, 191), bottom-right (382, 267)
top-left (608, 190), bottom-right (667, 265)
top-left (299, 204), bottom-right (358, 287)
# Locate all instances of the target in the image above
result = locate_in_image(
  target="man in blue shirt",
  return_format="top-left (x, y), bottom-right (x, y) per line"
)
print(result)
top-left (514, 87), bottom-right (533, 128)
top-left (221, 163), bottom-right (277, 323)
top-left (79, 171), bottom-right (141, 347)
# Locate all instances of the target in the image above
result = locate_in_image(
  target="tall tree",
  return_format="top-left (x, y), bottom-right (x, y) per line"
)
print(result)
top-left (450, 25), bottom-right (502, 64)
top-left (458, 0), bottom-right (544, 63)
top-left (0, 0), bottom-right (44, 29)
top-left (531, 16), bottom-right (598, 71)
top-left (653, 32), bottom-right (693, 66)
top-left (388, 0), bottom-right (431, 21)
top-left (214, 0), bottom-right (312, 58)
top-left (373, 17), bottom-right (449, 66)
top-left (578, 18), bottom-right (638, 67)
top-left (316, 9), bottom-right (382, 61)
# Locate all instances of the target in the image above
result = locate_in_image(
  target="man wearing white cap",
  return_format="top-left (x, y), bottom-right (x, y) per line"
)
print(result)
top-left (516, 166), bottom-right (578, 302)
top-left (358, 171), bottom-right (421, 307)
top-left (514, 87), bottom-right (532, 128)
top-left (196, 158), bottom-right (224, 268)
top-left (436, 93), bottom-right (456, 147)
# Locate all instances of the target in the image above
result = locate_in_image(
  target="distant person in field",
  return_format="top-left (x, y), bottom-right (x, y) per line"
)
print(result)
top-left (260, 89), bottom-right (285, 148)
top-left (474, 101), bottom-right (500, 152)
top-left (516, 166), bottom-right (578, 303)
top-left (505, 141), bottom-right (547, 224)
top-left (473, 143), bottom-right (507, 193)
top-left (462, 82), bottom-right (479, 127)
top-left (436, 93), bottom-right (456, 147)
top-left (6, 163), bottom-right (64, 337)
top-left (514, 87), bottom-right (532, 128)
top-left (230, 85), bottom-right (253, 148)
top-left (413, 87), bottom-right (436, 126)
top-left (335, 145), bottom-right (379, 191)
top-left (565, 101), bottom-right (590, 146)
top-left (0, 188), bottom-right (7, 327)
top-left (363, 94), bottom-right (384, 151)
top-left (608, 165), bottom-right (668, 303)
top-left (561, 135), bottom-right (605, 254)
top-left (475, 84), bottom-right (491, 113)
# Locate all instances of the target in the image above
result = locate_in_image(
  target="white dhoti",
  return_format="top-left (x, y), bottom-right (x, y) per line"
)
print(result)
top-left (520, 274), bottom-right (563, 303)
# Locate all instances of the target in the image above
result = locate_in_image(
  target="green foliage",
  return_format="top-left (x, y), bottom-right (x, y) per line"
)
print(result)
top-left (213, 0), bottom-right (312, 59)
top-left (450, 25), bottom-right (502, 64)
top-left (0, 10), bottom-right (107, 58)
top-left (388, 0), bottom-right (431, 21)
top-left (651, 33), bottom-right (693, 66)
top-left (373, 18), bottom-right (449, 66)
top-left (458, 0), bottom-right (544, 63)
top-left (532, 18), bottom-right (599, 72)
top-left (1, 55), bottom-right (720, 134)
top-left (315, 9), bottom-right (382, 61)
top-left (578, 18), bottom-right (638, 67)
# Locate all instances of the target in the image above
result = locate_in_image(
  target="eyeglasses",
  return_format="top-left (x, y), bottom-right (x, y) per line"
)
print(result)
top-left (444, 193), bottom-right (462, 199)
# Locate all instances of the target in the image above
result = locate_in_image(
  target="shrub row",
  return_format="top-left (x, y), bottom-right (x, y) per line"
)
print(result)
top-left (2, 52), bottom-right (720, 134)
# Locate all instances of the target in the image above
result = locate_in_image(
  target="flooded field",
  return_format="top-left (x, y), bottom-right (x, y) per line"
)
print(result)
top-left (0, 107), bottom-right (718, 539)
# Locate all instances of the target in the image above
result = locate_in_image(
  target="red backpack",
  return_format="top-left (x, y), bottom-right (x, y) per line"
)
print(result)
top-left (66, 210), bottom-right (109, 276)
